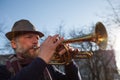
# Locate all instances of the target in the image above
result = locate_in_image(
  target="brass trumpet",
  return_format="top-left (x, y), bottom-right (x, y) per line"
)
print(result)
top-left (50, 22), bottom-right (108, 65)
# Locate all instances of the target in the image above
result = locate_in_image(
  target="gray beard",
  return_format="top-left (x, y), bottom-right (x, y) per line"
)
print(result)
top-left (15, 43), bottom-right (37, 59)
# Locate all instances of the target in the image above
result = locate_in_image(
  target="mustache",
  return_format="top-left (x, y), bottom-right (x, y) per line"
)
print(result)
top-left (21, 46), bottom-right (37, 52)
top-left (29, 45), bottom-right (40, 50)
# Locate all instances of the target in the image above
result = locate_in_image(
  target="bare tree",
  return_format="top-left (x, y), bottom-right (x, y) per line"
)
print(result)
top-left (106, 0), bottom-right (120, 27)
top-left (0, 22), bottom-right (13, 54)
top-left (68, 24), bottom-right (120, 80)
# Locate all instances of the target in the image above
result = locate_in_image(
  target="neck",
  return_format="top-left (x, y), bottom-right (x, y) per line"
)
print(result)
top-left (16, 53), bottom-right (34, 66)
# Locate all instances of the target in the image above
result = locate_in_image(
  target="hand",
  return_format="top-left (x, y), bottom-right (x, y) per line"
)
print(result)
top-left (37, 34), bottom-right (64, 63)
top-left (57, 44), bottom-right (79, 57)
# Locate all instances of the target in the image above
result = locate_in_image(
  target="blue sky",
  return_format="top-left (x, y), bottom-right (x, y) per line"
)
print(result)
top-left (0, 0), bottom-right (110, 33)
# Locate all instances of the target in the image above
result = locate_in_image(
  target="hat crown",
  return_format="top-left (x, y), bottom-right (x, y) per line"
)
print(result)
top-left (12, 19), bottom-right (36, 32)
top-left (6, 19), bottom-right (44, 41)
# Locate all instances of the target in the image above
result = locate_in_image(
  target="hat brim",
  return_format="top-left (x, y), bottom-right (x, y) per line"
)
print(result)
top-left (6, 31), bottom-right (44, 41)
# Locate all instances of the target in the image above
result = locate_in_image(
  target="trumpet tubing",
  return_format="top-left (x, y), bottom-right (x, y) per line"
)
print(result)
top-left (63, 22), bottom-right (108, 50)
top-left (50, 51), bottom-right (93, 65)
top-left (49, 22), bottom-right (108, 65)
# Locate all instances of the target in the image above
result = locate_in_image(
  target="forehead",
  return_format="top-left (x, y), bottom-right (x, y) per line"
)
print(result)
top-left (15, 33), bottom-right (40, 39)
top-left (22, 33), bottom-right (39, 36)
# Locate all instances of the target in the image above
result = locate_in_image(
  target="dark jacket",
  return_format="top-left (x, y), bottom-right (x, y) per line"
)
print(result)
top-left (0, 57), bottom-right (81, 80)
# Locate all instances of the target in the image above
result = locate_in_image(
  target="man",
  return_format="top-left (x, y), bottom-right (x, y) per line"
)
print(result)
top-left (0, 19), bottom-right (81, 80)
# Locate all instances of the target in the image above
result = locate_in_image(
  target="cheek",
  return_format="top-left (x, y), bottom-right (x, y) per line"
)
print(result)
top-left (20, 41), bottom-right (32, 49)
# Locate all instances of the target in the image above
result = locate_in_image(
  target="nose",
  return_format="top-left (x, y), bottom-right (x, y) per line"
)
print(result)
top-left (32, 36), bottom-right (39, 45)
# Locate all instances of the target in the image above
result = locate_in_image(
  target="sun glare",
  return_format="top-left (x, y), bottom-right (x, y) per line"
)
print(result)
top-left (114, 35), bottom-right (120, 70)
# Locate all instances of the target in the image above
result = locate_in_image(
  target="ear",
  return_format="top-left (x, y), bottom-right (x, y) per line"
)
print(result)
top-left (11, 40), bottom-right (17, 49)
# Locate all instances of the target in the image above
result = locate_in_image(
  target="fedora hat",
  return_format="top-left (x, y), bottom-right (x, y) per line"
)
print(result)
top-left (6, 19), bottom-right (44, 41)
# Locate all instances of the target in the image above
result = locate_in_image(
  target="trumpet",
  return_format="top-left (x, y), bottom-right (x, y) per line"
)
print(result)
top-left (49, 22), bottom-right (108, 65)
top-left (33, 22), bottom-right (108, 65)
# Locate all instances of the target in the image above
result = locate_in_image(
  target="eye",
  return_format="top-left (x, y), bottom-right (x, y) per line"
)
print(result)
top-left (24, 34), bottom-right (40, 40)
top-left (36, 36), bottom-right (40, 40)
top-left (25, 35), bottom-right (33, 38)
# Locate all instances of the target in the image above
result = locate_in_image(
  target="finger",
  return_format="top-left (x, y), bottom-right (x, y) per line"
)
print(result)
top-left (58, 49), bottom-right (66, 55)
top-left (45, 34), bottom-right (59, 44)
top-left (52, 34), bottom-right (59, 43)
top-left (64, 44), bottom-right (74, 52)
top-left (75, 48), bottom-right (80, 54)
top-left (54, 37), bottom-right (64, 47)
top-left (44, 36), bottom-right (52, 43)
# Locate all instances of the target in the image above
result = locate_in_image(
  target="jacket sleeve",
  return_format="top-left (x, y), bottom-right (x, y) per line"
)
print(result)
top-left (47, 60), bottom-right (82, 80)
top-left (65, 60), bottom-right (82, 80)
top-left (10, 57), bottom-right (47, 80)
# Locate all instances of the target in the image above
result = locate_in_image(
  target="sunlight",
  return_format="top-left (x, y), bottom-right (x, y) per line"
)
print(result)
top-left (114, 35), bottom-right (120, 70)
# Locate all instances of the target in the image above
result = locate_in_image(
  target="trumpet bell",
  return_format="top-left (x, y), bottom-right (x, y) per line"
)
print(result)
top-left (95, 22), bottom-right (108, 50)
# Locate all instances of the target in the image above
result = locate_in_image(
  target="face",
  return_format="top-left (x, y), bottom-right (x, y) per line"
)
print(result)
top-left (11, 33), bottom-right (40, 59)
